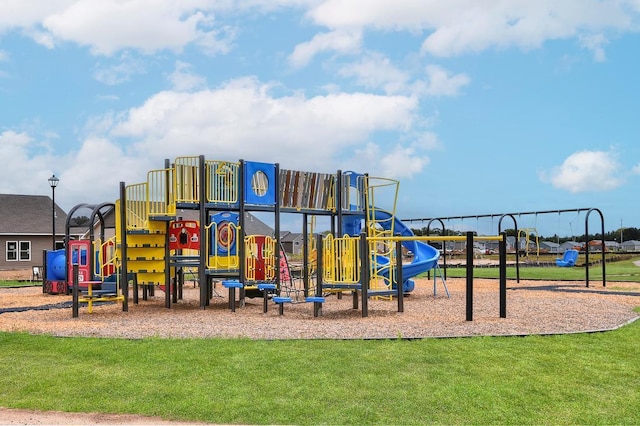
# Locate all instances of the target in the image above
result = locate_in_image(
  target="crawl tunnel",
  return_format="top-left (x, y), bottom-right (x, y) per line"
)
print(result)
top-left (46, 249), bottom-right (66, 281)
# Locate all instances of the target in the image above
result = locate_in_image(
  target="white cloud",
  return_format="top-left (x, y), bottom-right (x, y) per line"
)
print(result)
top-left (540, 150), bottom-right (623, 193)
top-left (632, 163), bottom-right (640, 174)
top-left (338, 52), bottom-right (410, 95)
top-left (422, 65), bottom-right (470, 97)
top-left (579, 33), bottom-right (609, 62)
top-left (0, 130), bottom-right (61, 195)
top-left (43, 2), bottom-right (216, 55)
top-left (0, 1), bottom-right (235, 56)
top-left (168, 61), bottom-right (207, 92)
top-left (93, 53), bottom-right (146, 85)
top-left (109, 77), bottom-right (419, 171)
top-left (304, 0), bottom-right (638, 58)
top-left (288, 29), bottom-right (362, 68)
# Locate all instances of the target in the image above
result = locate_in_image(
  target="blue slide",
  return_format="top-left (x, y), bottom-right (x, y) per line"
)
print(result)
top-left (342, 209), bottom-right (440, 292)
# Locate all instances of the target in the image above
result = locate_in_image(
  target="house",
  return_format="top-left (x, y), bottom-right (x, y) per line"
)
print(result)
top-left (559, 241), bottom-right (582, 254)
top-left (621, 240), bottom-right (640, 252)
top-left (604, 241), bottom-right (621, 252)
top-left (280, 231), bottom-right (305, 255)
top-left (0, 194), bottom-right (67, 272)
top-left (540, 240), bottom-right (560, 254)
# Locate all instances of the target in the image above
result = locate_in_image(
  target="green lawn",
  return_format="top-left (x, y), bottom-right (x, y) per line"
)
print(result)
top-left (1, 318), bottom-right (640, 425)
top-left (0, 280), bottom-right (40, 288)
top-left (439, 255), bottom-right (640, 282)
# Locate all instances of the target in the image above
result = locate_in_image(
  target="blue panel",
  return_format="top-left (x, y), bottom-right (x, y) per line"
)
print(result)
top-left (244, 161), bottom-right (276, 205)
top-left (210, 211), bottom-right (238, 256)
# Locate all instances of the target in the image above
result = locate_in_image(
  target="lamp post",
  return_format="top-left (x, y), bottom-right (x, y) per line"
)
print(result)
top-left (48, 175), bottom-right (60, 250)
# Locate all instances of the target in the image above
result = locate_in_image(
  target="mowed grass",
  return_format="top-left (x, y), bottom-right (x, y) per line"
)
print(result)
top-left (441, 255), bottom-right (640, 282)
top-left (0, 280), bottom-right (40, 288)
top-left (1, 318), bottom-right (640, 425)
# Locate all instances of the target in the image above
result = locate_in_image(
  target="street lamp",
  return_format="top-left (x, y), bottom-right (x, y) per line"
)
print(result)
top-left (48, 174), bottom-right (60, 250)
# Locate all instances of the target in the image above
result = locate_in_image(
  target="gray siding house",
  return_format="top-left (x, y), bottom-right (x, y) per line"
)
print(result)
top-left (0, 194), bottom-right (67, 272)
top-left (621, 240), bottom-right (640, 252)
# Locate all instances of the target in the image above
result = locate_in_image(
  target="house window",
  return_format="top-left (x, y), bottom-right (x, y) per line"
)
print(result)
top-left (6, 241), bottom-right (31, 261)
top-left (6, 241), bottom-right (17, 261)
top-left (20, 241), bottom-right (31, 261)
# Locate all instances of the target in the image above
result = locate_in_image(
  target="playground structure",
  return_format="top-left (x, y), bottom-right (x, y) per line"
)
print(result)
top-left (43, 155), bottom-right (443, 317)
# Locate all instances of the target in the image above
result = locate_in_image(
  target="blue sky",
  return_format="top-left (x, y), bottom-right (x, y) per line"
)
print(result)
top-left (1, 1), bottom-right (639, 238)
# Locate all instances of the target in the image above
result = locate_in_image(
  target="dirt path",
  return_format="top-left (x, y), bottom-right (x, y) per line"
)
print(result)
top-left (0, 407), bottom-right (205, 425)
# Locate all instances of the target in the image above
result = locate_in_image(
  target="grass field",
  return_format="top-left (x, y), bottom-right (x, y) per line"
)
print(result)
top-left (1, 257), bottom-right (639, 424)
top-left (439, 255), bottom-right (640, 282)
top-left (1, 318), bottom-right (639, 425)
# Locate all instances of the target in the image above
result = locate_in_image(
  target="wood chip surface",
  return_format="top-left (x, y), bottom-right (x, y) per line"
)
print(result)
top-left (1, 278), bottom-right (639, 339)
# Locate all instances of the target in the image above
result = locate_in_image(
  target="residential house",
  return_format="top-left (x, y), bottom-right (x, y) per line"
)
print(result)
top-left (540, 240), bottom-right (560, 254)
top-left (559, 241), bottom-right (582, 254)
top-left (280, 231), bottom-right (305, 255)
top-left (0, 194), bottom-right (67, 272)
top-left (621, 240), bottom-right (640, 252)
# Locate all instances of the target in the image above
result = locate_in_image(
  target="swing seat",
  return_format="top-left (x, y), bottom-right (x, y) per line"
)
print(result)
top-left (556, 249), bottom-right (578, 267)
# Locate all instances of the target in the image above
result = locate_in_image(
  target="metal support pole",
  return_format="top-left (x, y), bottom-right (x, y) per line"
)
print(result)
top-left (72, 263), bottom-right (79, 318)
top-left (395, 238), bottom-right (404, 313)
top-left (360, 232), bottom-right (369, 318)
top-left (466, 231), bottom-right (474, 321)
top-left (499, 232), bottom-right (507, 318)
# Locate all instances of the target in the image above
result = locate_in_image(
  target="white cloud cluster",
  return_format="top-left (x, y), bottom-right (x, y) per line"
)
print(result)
top-left (0, 75), bottom-right (433, 209)
top-left (303, 0), bottom-right (638, 59)
top-left (540, 150), bottom-right (624, 193)
top-left (0, 0), bottom-right (233, 56)
top-left (109, 77), bottom-right (425, 173)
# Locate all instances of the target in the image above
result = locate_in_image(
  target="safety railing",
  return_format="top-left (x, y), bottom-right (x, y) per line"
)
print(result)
top-left (322, 234), bottom-right (360, 284)
top-left (147, 168), bottom-right (175, 217)
top-left (244, 235), bottom-right (276, 282)
top-left (174, 156), bottom-right (200, 204)
top-left (206, 160), bottom-right (239, 204)
top-left (125, 182), bottom-right (148, 230)
top-left (94, 236), bottom-right (118, 281)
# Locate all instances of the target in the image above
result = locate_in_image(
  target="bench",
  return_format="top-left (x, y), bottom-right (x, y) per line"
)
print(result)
top-left (272, 296), bottom-right (293, 315)
top-left (305, 296), bottom-right (326, 317)
top-left (257, 283), bottom-right (277, 313)
top-left (222, 280), bottom-right (244, 312)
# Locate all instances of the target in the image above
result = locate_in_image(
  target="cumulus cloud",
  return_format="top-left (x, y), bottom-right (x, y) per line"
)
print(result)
top-left (0, 130), bottom-right (61, 195)
top-left (108, 77), bottom-right (422, 171)
top-left (338, 52), bottom-right (410, 95)
top-left (93, 53), bottom-right (146, 85)
top-left (168, 61), bottom-right (207, 91)
top-left (579, 33), bottom-right (609, 62)
top-left (0, 1), bottom-right (234, 56)
top-left (422, 65), bottom-right (470, 97)
top-left (288, 29), bottom-right (362, 68)
top-left (304, 0), bottom-right (637, 59)
top-left (539, 150), bottom-right (623, 193)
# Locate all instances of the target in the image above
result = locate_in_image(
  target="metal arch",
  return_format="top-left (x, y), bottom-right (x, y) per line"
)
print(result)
top-left (426, 218), bottom-right (447, 279)
top-left (498, 214), bottom-right (520, 283)
top-left (63, 202), bottom-right (117, 291)
top-left (584, 208), bottom-right (606, 288)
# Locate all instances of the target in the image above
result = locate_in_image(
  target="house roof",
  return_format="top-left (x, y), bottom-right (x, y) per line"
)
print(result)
top-left (280, 232), bottom-right (304, 242)
top-left (0, 194), bottom-right (67, 235)
top-left (540, 241), bottom-right (560, 248)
